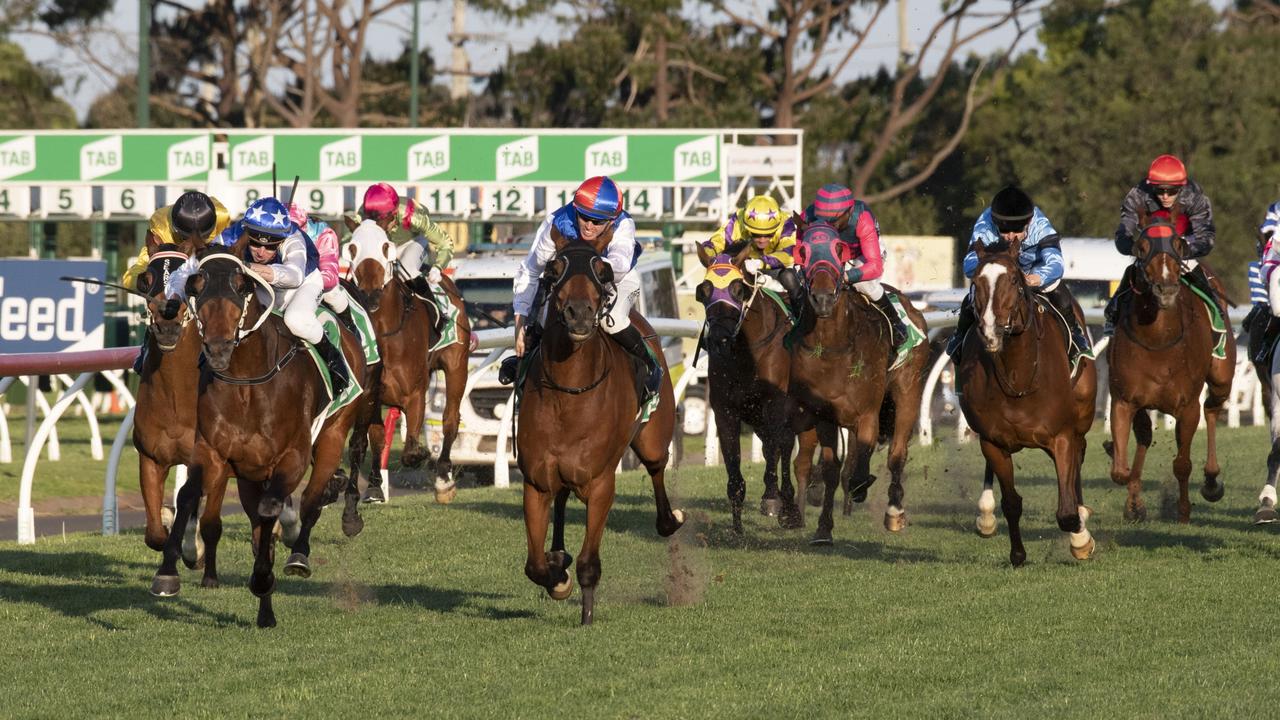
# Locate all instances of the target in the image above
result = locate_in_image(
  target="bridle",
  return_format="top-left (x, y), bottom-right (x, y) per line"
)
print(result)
top-left (188, 252), bottom-right (276, 347)
top-left (538, 244), bottom-right (613, 394)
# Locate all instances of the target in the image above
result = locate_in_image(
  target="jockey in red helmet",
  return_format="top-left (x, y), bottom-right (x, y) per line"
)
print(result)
top-left (504, 175), bottom-right (662, 401)
top-left (1105, 154), bottom-right (1222, 337)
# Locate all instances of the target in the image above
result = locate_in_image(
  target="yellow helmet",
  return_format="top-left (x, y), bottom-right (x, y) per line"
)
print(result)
top-left (742, 196), bottom-right (782, 235)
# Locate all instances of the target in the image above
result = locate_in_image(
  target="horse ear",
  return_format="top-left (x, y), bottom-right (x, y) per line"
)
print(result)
top-left (382, 241), bottom-right (393, 260)
top-left (135, 271), bottom-right (153, 295)
top-left (695, 281), bottom-right (710, 304)
top-left (593, 257), bottom-right (614, 285)
top-left (696, 243), bottom-right (715, 268)
top-left (345, 242), bottom-right (358, 260)
top-left (550, 225), bottom-right (569, 252)
top-left (792, 210), bottom-right (807, 232)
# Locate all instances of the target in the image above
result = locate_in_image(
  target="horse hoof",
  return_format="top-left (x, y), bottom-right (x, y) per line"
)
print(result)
top-left (976, 513), bottom-right (998, 538)
top-left (809, 528), bottom-right (833, 546)
top-left (434, 482), bottom-right (457, 506)
top-left (249, 574), bottom-right (276, 599)
top-left (200, 576), bottom-right (220, 589)
top-left (256, 610), bottom-right (277, 629)
top-left (1200, 479), bottom-right (1225, 503)
top-left (342, 512), bottom-right (364, 538)
top-left (657, 509), bottom-right (685, 537)
top-left (283, 553), bottom-right (312, 579)
top-left (1010, 550), bottom-right (1027, 567)
top-left (1070, 536), bottom-right (1096, 561)
top-left (362, 485), bottom-right (387, 505)
top-left (548, 576), bottom-right (574, 601)
top-left (160, 506), bottom-right (175, 531)
top-left (731, 519), bottom-right (744, 535)
top-left (760, 497), bottom-right (782, 518)
top-left (1124, 505), bottom-right (1147, 523)
top-left (1254, 506), bottom-right (1278, 525)
top-left (884, 510), bottom-right (907, 533)
top-left (150, 575), bottom-right (181, 597)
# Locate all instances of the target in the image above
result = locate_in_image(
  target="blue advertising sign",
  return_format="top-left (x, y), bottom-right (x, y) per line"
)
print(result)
top-left (0, 259), bottom-right (106, 353)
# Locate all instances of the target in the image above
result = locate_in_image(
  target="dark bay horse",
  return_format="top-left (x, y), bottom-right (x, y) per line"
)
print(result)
top-left (131, 244), bottom-right (204, 565)
top-left (1106, 214), bottom-right (1232, 523)
top-left (518, 232), bottom-right (684, 625)
top-left (958, 240), bottom-right (1097, 566)
top-left (342, 226), bottom-right (472, 503)
top-left (693, 250), bottom-right (794, 534)
top-left (153, 244), bottom-right (370, 628)
top-left (785, 222), bottom-right (928, 543)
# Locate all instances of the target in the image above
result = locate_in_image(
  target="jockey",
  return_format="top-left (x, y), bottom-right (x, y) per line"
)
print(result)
top-left (168, 197), bottom-right (348, 396)
top-left (287, 202), bottom-right (350, 321)
top-left (803, 183), bottom-right (907, 347)
top-left (122, 191), bottom-right (230, 290)
top-left (1106, 154), bottom-right (1220, 335)
top-left (1249, 200), bottom-right (1280, 362)
top-left (346, 183), bottom-right (453, 300)
top-left (949, 186), bottom-right (1094, 366)
top-left (698, 195), bottom-right (804, 311)
top-left (507, 175), bottom-right (662, 401)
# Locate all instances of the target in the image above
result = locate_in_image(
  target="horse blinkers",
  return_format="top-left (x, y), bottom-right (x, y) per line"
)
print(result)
top-left (548, 247), bottom-right (610, 340)
top-left (191, 257), bottom-right (257, 370)
top-left (1134, 225), bottom-right (1185, 307)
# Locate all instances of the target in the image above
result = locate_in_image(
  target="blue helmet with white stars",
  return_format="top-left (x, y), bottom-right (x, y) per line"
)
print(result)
top-left (243, 197), bottom-right (293, 240)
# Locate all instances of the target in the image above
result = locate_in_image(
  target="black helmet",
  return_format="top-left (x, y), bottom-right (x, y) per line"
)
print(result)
top-left (990, 186), bottom-right (1034, 233)
top-left (170, 191), bottom-right (217, 241)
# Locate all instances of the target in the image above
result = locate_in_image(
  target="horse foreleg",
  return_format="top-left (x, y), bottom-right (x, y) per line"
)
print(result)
top-left (197, 473), bottom-right (228, 589)
top-left (523, 481), bottom-right (570, 599)
top-left (150, 447), bottom-right (213, 597)
top-left (715, 410), bottom-right (747, 534)
top-left (771, 424), bottom-right (795, 527)
top-left (1172, 403), bottom-right (1201, 523)
top-left (250, 469), bottom-right (298, 629)
top-left (976, 463), bottom-right (997, 538)
top-left (759, 426), bottom-right (784, 519)
top-left (980, 439), bottom-right (1024, 566)
top-left (1050, 434), bottom-right (1092, 560)
top-left (547, 487), bottom-right (573, 572)
top-left (577, 477), bottom-right (617, 626)
top-left (786, 426), bottom-right (817, 528)
top-left (286, 425), bottom-right (350, 579)
top-left (138, 455), bottom-right (170, 552)
top-left (435, 351), bottom-right (468, 499)
top-left (1125, 411), bottom-right (1153, 522)
top-left (885, 395), bottom-right (917, 533)
top-left (1200, 368), bottom-right (1231, 503)
top-left (1110, 399), bottom-right (1144, 521)
top-left (809, 422), bottom-right (842, 546)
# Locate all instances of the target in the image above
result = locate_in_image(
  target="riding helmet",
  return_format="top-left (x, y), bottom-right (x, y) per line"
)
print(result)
top-left (170, 191), bottom-right (217, 241)
top-left (812, 183), bottom-right (855, 220)
top-left (1147, 154), bottom-right (1187, 186)
top-left (243, 197), bottom-right (293, 239)
top-left (742, 195), bottom-right (782, 234)
top-left (990, 186), bottom-right (1035, 233)
top-left (363, 182), bottom-right (400, 220)
top-left (573, 176), bottom-right (623, 220)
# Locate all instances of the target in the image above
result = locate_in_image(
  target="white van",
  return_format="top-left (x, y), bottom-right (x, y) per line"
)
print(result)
top-left (423, 243), bottom-right (686, 471)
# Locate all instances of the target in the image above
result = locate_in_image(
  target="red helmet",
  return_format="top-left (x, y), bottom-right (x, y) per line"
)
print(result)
top-left (1147, 155), bottom-right (1187, 186)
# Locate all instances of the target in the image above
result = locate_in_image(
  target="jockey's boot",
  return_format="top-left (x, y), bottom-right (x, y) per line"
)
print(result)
top-left (1104, 264), bottom-right (1138, 336)
top-left (947, 295), bottom-right (975, 361)
top-left (498, 355), bottom-right (520, 386)
top-left (776, 268), bottom-right (807, 319)
top-left (1044, 284), bottom-right (1095, 366)
top-left (337, 308), bottom-right (357, 334)
top-left (406, 273), bottom-right (448, 335)
top-left (613, 324), bottom-right (663, 403)
top-left (314, 334), bottom-right (350, 399)
top-left (132, 343), bottom-right (148, 374)
top-left (873, 292), bottom-right (909, 349)
top-left (1183, 264), bottom-right (1228, 345)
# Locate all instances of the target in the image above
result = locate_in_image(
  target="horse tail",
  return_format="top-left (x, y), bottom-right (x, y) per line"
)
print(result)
top-left (877, 392), bottom-right (896, 446)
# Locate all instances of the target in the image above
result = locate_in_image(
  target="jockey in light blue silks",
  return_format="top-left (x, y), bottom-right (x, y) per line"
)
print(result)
top-left (167, 196), bottom-right (349, 395)
top-left (948, 185), bottom-right (1094, 368)
top-left (501, 175), bottom-right (662, 402)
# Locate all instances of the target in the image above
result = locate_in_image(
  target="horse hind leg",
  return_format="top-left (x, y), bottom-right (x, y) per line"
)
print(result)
top-left (980, 439), bottom-right (1025, 566)
top-left (433, 348), bottom-right (469, 503)
top-left (809, 422), bottom-right (842, 546)
top-left (285, 425), bottom-right (351, 579)
top-left (1171, 404), bottom-right (1201, 523)
top-left (249, 479), bottom-right (286, 629)
top-left (197, 477), bottom-right (229, 589)
top-left (547, 487), bottom-right (573, 573)
top-left (976, 463), bottom-right (997, 538)
top-left (1200, 369), bottom-right (1231, 503)
top-left (883, 392), bottom-right (918, 533)
top-left (714, 411), bottom-right (747, 534)
top-left (523, 482), bottom-right (571, 600)
top-left (1256, 372), bottom-right (1280, 524)
top-left (631, 388), bottom-right (684, 538)
top-left (1050, 435), bottom-right (1092, 560)
top-left (1125, 410), bottom-right (1153, 522)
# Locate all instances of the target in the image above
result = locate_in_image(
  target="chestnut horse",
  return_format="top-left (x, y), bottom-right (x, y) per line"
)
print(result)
top-left (958, 240), bottom-right (1097, 566)
top-left (342, 225), bottom-right (472, 503)
top-left (153, 244), bottom-right (370, 628)
top-left (693, 251), bottom-right (794, 533)
top-left (1106, 214), bottom-right (1232, 523)
top-left (518, 233), bottom-right (685, 625)
top-left (784, 222), bottom-right (929, 543)
top-left (131, 244), bottom-right (205, 567)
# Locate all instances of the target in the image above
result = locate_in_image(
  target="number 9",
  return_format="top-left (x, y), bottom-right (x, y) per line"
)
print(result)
top-left (310, 188), bottom-right (324, 212)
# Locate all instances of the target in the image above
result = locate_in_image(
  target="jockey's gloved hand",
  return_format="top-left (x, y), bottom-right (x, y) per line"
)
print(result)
top-left (427, 266), bottom-right (443, 285)
top-left (743, 258), bottom-right (764, 276)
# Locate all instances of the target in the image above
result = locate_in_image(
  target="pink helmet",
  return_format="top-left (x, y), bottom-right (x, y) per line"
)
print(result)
top-left (363, 182), bottom-right (399, 219)
top-left (286, 203), bottom-right (307, 227)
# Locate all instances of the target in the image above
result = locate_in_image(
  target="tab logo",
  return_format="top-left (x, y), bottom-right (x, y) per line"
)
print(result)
top-left (0, 136), bottom-right (35, 181)
top-left (408, 136), bottom-right (450, 181)
top-left (80, 135), bottom-right (123, 181)
top-left (585, 137), bottom-right (627, 177)
top-left (320, 136), bottom-right (362, 181)
top-left (674, 136), bottom-right (718, 182)
top-left (167, 136), bottom-right (209, 180)
top-left (232, 136), bottom-right (274, 181)
top-left (496, 136), bottom-right (538, 182)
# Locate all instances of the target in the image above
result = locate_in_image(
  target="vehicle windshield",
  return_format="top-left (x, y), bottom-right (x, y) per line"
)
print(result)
top-left (456, 278), bottom-right (515, 330)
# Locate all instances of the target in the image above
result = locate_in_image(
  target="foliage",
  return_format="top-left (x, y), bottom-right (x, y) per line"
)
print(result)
top-left (0, 40), bottom-right (76, 129)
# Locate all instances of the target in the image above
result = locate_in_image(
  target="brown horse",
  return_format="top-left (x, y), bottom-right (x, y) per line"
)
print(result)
top-left (693, 250), bottom-right (794, 534)
top-left (1106, 214), bottom-right (1232, 522)
top-left (518, 233), bottom-right (685, 625)
top-left (342, 227), bottom-right (472, 503)
top-left (153, 243), bottom-right (370, 628)
top-left (784, 221), bottom-right (928, 543)
top-left (958, 241), bottom-right (1097, 566)
top-left (131, 244), bottom-right (204, 565)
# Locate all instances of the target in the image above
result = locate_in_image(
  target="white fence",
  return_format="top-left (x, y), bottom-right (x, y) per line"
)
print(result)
top-left (1, 307), bottom-right (1265, 544)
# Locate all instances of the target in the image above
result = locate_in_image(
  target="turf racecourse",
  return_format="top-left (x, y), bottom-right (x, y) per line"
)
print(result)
top-left (1, 426), bottom-right (1278, 718)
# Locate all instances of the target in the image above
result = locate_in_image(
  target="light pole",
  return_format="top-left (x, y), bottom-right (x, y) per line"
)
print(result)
top-left (137, 0), bottom-right (150, 128)
top-left (409, 0), bottom-right (420, 127)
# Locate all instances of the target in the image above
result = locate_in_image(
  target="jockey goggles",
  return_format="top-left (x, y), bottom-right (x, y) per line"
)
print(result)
top-left (246, 230), bottom-right (285, 248)
top-left (1153, 186), bottom-right (1180, 197)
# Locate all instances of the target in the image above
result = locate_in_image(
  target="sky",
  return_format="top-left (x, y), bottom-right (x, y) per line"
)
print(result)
top-left (11, 0), bottom-right (1041, 124)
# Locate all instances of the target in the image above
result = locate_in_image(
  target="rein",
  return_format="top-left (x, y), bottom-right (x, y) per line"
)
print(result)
top-left (537, 328), bottom-right (612, 395)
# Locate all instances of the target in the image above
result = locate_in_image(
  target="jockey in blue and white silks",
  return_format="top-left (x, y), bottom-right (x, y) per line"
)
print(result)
top-left (506, 175), bottom-right (661, 400)
top-left (168, 196), bottom-right (349, 394)
top-left (949, 186), bottom-right (1093, 367)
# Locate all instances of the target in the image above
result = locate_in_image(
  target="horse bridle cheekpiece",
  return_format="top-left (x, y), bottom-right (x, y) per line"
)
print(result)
top-left (547, 244), bottom-right (613, 321)
top-left (796, 223), bottom-right (852, 283)
top-left (190, 252), bottom-right (276, 345)
top-left (146, 250), bottom-right (193, 327)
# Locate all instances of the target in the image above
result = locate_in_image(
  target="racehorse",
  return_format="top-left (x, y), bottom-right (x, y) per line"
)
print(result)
top-left (785, 221), bottom-right (927, 543)
top-left (957, 239), bottom-right (1098, 566)
top-left (790, 213), bottom-right (930, 525)
top-left (152, 243), bottom-right (371, 628)
top-left (131, 244), bottom-right (205, 567)
top-left (517, 230), bottom-right (684, 625)
top-left (693, 250), bottom-right (794, 534)
top-left (1106, 212), bottom-right (1232, 523)
top-left (342, 226), bottom-right (472, 503)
